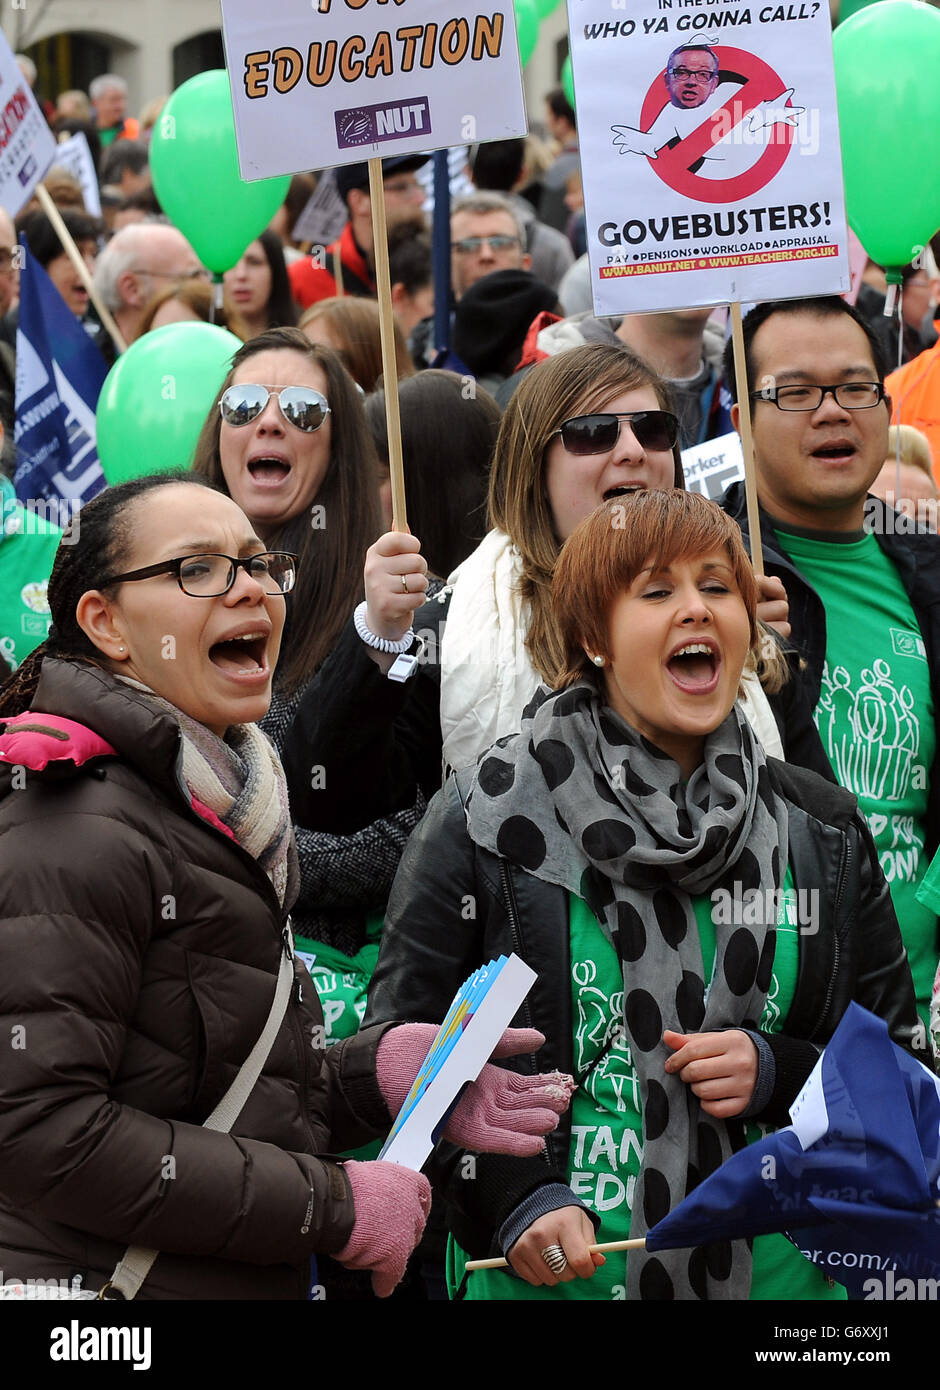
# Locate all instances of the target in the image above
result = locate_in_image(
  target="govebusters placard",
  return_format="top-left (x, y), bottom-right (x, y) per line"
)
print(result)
top-left (220, 0), bottom-right (527, 179)
top-left (568, 0), bottom-right (851, 313)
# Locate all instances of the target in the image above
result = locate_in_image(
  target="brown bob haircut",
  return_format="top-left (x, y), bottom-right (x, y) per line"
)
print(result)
top-left (489, 341), bottom-right (683, 686)
top-left (553, 490), bottom-right (760, 689)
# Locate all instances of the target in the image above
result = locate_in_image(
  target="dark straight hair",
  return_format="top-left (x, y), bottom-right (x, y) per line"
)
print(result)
top-left (365, 370), bottom-right (498, 578)
top-left (256, 229), bottom-right (299, 330)
top-left (191, 327), bottom-right (381, 693)
top-left (723, 295), bottom-right (890, 401)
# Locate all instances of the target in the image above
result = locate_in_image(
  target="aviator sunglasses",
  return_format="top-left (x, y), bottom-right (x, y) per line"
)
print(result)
top-left (219, 384), bottom-right (331, 433)
top-left (553, 409), bottom-right (679, 455)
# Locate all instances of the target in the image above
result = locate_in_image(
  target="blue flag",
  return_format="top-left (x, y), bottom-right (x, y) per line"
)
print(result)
top-left (14, 236), bottom-right (108, 523)
top-left (645, 1005), bottom-right (940, 1298)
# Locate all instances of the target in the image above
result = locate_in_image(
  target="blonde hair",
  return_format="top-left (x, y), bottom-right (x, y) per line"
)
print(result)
top-left (887, 424), bottom-right (934, 478)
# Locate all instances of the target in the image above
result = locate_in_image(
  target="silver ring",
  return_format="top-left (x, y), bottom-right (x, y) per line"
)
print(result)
top-left (400, 574), bottom-right (409, 593)
top-left (540, 1243), bottom-right (568, 1275)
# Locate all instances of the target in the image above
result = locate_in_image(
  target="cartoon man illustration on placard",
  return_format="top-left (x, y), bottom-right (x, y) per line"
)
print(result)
top-left (612, 42), bottom-right (805, 184)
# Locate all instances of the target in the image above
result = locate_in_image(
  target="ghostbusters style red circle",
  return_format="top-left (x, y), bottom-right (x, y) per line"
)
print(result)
top-left (639, 46), bottom-right (795, 203)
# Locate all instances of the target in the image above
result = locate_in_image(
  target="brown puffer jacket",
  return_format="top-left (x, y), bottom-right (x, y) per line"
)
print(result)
top-left (0, 658), bottom-right (394, 1299)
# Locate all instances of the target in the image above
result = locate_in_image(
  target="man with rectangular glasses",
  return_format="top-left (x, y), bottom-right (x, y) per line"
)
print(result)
top-left (721, 295), bottom-right (940, 1037)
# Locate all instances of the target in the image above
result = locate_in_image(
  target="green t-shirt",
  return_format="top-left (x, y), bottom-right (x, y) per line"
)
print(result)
top-left (451, 876), bottom-right (844, 1301)
top-left (294, 912), bottom-right (384, 1159)
top-left (0, 479), bottom-right (61, 670)
top-left (776, 526), bottom-right (937, 1026)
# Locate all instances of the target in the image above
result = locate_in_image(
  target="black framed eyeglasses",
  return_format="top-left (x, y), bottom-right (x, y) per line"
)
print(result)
top-left (100, 551), bottom-right (298, 597)
top-left (749, 382), bottom-right (886, 412)
top-left (553, 410), bottom-right (680, 455)
top-left (219, 384), bottom-right (331, 433)
top-left (667, 66), bottom-right (717, 83)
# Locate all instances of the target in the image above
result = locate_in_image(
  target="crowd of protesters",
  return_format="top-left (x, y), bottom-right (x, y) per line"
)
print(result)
top-left (0, 53), bottom-right (938, 1305)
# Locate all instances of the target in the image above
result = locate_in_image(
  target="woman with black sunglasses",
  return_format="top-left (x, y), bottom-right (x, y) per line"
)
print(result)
top-left (280, 341), bottom-right (825, 845)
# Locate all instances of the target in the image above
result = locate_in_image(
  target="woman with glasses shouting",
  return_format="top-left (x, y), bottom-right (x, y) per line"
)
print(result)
top-left (281, 341), bottom-right (830, 848)
top-left (191, 328), bottom-right (440, 1296)
top-left (0, 474), bottom-right (569, 1299)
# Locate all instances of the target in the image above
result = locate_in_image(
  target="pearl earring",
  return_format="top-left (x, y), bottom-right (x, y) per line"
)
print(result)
top-left (591, 654), bottom-right (605, 667)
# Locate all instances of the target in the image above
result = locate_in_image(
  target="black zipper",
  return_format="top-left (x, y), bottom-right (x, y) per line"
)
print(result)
top-left (498, 859), bottom-right (537, 1076)
top-left (811, 837), bottom-right (849, 1040)
top-left (498, 857), bottom-right (559, 1169)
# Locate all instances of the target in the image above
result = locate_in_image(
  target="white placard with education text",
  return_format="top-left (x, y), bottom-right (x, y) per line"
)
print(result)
top-left (567, 0), bottom-right (850, 314)
top-left (0, 32), bottom-right (56, 218)
top-left (220, 0), bottom-right (528, 181)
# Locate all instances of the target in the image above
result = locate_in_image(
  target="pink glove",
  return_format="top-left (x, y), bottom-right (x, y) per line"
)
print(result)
top-left (376, 1024), bottom-right (575, 1156)
top-left (334, 1160), bottom-right (432, 1298)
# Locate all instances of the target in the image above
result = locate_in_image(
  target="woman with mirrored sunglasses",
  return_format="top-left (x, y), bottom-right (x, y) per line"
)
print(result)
top-left (281, 341), bottom-right (830, 850)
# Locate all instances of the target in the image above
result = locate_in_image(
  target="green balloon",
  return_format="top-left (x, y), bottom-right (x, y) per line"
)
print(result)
top-left (97, 323), bottom-right (242, 485)
top-left (834, 1), bottom-right (940, 270)
top-left (515, 0), bottom-right (540, 66)
top-left (150, 70), bottom-right (290, 274)
top-left (561, 54), bottom-right (575, 108)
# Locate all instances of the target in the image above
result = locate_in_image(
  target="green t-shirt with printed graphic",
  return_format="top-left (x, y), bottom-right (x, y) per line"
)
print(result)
top-left (449, 877), bottom-right (844, 1301)
top-left (776, 526), bottom-right (937, 1027)
top-left (294, 912), bottom-right (384, 1159)
top-left (0, 478), bottom-right (61, 671)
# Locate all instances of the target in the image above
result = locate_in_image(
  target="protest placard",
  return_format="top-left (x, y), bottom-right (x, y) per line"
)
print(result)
top-left (568, 0), bottom-right (851, 315)
top-left (681, 428), bottom-right (744, 501)
top-left (220, 0), bottom-right (527, 179)
top-left (0, 34), bottom-right (56, 218)
top-left (49, 133), bottom-right (101, 217)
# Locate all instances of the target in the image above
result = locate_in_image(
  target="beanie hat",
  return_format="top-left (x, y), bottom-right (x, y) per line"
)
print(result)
top-left (453, 269), bottom-right (559, 378)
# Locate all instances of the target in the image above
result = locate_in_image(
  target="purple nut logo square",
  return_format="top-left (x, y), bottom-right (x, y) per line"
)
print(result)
top-left (335, 97), bottom-right (431, 149)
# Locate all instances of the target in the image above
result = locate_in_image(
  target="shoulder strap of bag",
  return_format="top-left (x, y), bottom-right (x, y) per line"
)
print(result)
top-left (100, 925), bottom-right (297, 1300)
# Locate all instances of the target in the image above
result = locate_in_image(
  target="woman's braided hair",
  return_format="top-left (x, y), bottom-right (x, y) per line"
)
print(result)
top-left (0, 474), bottom-right (220, 717)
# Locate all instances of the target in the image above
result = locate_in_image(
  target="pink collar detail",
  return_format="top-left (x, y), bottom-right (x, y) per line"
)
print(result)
top-left (190, 795), bottom-right (237, 841)
top-left (0, 713), bottom-right (117, 771)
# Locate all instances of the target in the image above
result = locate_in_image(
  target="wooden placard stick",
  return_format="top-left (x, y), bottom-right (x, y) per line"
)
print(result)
top-left (35, 182), bottom-right (127, 355)
top-left (367, 156), bottom-right (407, 532)
top-left (729, 300), bottom-right (763, 578)
top-left (465, 1236), bottom-right (650, 1272)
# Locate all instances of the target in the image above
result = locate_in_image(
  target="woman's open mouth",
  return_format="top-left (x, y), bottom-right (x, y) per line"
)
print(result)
top-left (208, 631), bottom-right (269, 681)
top-left (665, 641), bottom-right (720, 694)
top-left (604, 484), bottom-right (646, 500)
top-left (247, 457), bottom-right (292, 488)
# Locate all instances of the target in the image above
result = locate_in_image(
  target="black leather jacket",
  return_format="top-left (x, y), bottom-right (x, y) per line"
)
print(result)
top-left (366, 759), bottom-right (921, 1258)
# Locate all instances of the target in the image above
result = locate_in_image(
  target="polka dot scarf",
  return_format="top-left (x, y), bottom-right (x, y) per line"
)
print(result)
top-left (465, 681), bottom-right (789, 1300)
